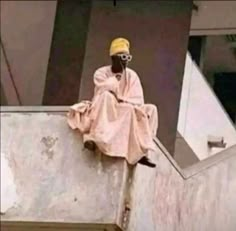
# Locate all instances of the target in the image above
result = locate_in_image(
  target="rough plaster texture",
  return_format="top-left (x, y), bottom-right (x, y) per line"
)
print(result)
top-left (127, 144), bottom-right (236, 231)
top-left (0, 112), bottom-right (128, 230)
top-left (1, 152), bottom-right (19, 213)
top-left (1, 109), bottom-right (235, 231)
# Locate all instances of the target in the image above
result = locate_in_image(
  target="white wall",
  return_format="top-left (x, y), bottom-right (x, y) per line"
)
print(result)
top-left (177, 53), bottom-right (236, 160)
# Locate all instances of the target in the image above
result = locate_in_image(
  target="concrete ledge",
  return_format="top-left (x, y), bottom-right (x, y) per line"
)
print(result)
top-left (1, 221), bottom-right (122, 231)
top-left (1, 106), bottom-right (234, 180)
top-left (183, 144), bottom-right (236, 178)
top-left (154, 138), bottom-right (236, 179)
top-left (1, 111), bottom-right (129, 230)
top-left (0, 106), bottom-right (69, 112)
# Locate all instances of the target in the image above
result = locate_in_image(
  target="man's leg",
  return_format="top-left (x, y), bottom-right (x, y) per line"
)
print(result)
top-left (142, 104), bottom-right (158, 137)
top-left (84, 91), bottom-right (117, 151)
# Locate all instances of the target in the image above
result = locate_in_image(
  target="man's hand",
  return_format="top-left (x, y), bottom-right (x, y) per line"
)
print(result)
top-left (109, 90), bottom-right (118, 100)
top-left (109, 91), bottom-right (123, 103)
top-left (115, 74), bottom-right (122, 81)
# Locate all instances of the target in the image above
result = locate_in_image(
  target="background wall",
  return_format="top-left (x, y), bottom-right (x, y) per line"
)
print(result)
top-left (190, 1), bottom-right (236, 35)
top-left (1, 46), bottom-right (19, 105)
top-left (43, 0), bottom-right (92, 105)
top-left (79, 0), bottom-right (192, 154)
top-left (0, 1), bottom-right (57, 105)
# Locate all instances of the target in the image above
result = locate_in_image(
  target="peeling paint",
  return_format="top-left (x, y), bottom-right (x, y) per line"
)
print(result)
top-left (41, 136), bottom-right (58, 160)
top-left (42, 149), bottom-right (55, 159)
top-left (1, 152), bottom-right (19, 214)
top-left (41, 136), bottom-right (58, 148)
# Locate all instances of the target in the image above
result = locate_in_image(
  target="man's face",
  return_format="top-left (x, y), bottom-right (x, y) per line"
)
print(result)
top-left (112, 52), bottom-right (132, 69)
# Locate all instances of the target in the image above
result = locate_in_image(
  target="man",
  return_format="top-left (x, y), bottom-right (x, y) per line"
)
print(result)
top-left (67, 38), bottom-right (158, 168)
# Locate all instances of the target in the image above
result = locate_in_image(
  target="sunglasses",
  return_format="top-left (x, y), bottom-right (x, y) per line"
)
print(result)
top-left (116, 53), bottom-right (132, 62)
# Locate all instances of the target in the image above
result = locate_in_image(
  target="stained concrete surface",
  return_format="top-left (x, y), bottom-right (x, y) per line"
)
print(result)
top-left (127, 141), bottom-right (236, 231)
top-left (1, 109), bottom-right (235, 231)
top-left (0, 112), bottom-right (128, 230)
top-left (174, 132), bottom-right (199, 169)
top-left (1, 152), bottom-right (19, 213)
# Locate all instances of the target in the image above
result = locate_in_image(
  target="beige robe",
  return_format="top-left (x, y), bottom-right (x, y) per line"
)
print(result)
top-left (67, 66), bottom-right (158, 164)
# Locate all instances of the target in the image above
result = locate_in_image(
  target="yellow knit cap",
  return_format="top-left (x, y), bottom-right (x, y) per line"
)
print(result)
top-left (109, 38), bottom-right (130, 56)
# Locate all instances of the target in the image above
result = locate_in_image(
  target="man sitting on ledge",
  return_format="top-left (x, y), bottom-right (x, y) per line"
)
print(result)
top-left (67, 38), bottom-right (158, 168)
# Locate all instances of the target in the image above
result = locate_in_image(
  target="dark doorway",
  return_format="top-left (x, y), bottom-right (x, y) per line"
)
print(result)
top-left (188, 36), bottom-right (205, 66)
top-left (214, 72), bottom-right (236, 124)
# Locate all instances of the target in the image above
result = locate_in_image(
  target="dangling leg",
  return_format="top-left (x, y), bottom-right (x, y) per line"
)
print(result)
top-left (83, 91), bottom-right (117, 152)
top-left (138, 156), bottom-right (156, 168)
top-left (137, 104), bottom-right (158, 168)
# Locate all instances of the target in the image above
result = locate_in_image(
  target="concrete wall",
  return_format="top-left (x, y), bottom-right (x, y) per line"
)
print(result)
top-left (174, 132), bottom-right (199, 169)
top-left (0, 110), bottom-right (128, 230)
top-left (190, 1), bottom-right (236, 35)
top-left (1, 108), bottom-right (235, 230)
top-left (127, 142), bottom-right (236, 231)
top-left (177, 53), bottom-right (236, 160)
top-left (0, 1), bottom-right (57, 105)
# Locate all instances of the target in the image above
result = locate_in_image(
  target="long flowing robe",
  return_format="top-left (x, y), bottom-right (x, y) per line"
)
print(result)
top-left (67, 66), bottom-right (158, 164)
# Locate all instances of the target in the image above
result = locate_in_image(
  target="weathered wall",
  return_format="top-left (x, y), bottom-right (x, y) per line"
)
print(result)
top-left (0, 1), bottom-right (57, 105)
top-left (127, 143), bottom-right (236, 231)
top-left (1, 109), bottom-right (235, 231)
top-left (0, 111), bottom-right (128, 230)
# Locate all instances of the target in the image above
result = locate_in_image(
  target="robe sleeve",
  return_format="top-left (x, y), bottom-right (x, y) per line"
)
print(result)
top-left (120, 73), bottom-right (145, 105)
top-left (93, 68), bottom-right (119, 95)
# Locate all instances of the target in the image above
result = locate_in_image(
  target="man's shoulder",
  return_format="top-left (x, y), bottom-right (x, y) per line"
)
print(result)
top-left (94, 65), bottom-right (110, 74)
top-left (126, 67), bottom-right (139, 79)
